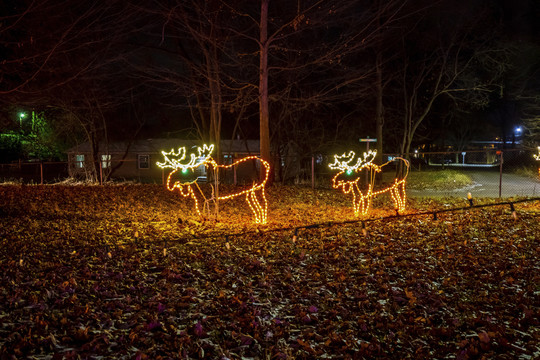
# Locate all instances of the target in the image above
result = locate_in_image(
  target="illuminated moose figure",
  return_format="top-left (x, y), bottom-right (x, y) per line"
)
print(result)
top-left (157, 144), bottom-right (270, 224)
top-left (329, 150), bottom-right (409, 216)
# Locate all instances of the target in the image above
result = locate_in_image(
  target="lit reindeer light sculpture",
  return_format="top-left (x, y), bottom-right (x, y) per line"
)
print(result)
top-left (157, 144), bottom-right (270, 224)
top-left (329, 150), bottom-right (409, 216)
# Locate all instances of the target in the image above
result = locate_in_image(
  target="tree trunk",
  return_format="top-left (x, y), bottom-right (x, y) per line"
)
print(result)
top-left (375, 52), bottom-right (384, 184)
top-left (259, 0), bottom-right (272, 183)
top-left (203, 44), bottom-right (222, 162)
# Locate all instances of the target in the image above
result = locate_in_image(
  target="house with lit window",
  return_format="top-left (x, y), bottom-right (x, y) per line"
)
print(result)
top-left (67, 138), bottom-right (260, 183)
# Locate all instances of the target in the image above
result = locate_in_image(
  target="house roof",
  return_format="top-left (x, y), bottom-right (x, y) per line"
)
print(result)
top-left (67, 138), bottom-right (260, 155)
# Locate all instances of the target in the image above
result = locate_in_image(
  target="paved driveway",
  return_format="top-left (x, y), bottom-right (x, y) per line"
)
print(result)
top-left (408, 170), bottom-right (540, 198)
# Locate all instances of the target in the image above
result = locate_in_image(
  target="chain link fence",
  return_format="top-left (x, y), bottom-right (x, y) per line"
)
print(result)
top-left (0, 161), bottom-right (69, 185)
top-left (1, 149), bottom-right (539, 198)
top-left (279, 149), bottom-right (540, 198)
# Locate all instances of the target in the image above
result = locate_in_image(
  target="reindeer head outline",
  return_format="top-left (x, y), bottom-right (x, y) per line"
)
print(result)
top-left (157, 144), bottom-right (215, 173)
top-left (329, 150), bottom-right (378, 175)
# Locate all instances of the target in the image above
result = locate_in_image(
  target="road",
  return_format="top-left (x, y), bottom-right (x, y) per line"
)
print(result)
top-left (407, 170), bottom-right (540, 198)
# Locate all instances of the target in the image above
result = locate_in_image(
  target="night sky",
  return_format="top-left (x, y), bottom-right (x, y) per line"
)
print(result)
top-left (1, 0), bottom-right (539, 156)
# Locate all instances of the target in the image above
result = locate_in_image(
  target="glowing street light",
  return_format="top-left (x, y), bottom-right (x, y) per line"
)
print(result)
top-left (19, 112), bottom-right (26, 128)
top-left (512, 126), bottom-right (523, 148)
top-left (534, 146), bottom-right (540, 178)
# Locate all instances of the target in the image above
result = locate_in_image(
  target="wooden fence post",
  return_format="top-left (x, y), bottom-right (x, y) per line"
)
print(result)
top-left (498, 151), bottom-right (503, 198)
top-left (99, 161), bottom-right (103, 185)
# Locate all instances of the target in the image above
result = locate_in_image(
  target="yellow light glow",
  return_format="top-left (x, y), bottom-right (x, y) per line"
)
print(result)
top-left (329, 150), bottom-right (409, 216)
top-left (158, 144), bottom-right (270, 224)
top-left (534, 146), bottom-right (540, 177)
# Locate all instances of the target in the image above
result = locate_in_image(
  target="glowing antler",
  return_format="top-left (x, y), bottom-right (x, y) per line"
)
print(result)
top-left (329, 150), bottom-right (377, 172)
top-left (157, 147), bottom-right (188, 169)
top-left (195, 144), bottom-right (214, 163)
top-left (185, 143), bottom-right (215, 168)
top-left (157, 144), bottom-right (215, 170)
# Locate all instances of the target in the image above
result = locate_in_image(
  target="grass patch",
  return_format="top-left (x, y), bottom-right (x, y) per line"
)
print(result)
top-left (405, 169), bottom-right (473, 190)
top-left (513, 166), bottom-right (540, 180)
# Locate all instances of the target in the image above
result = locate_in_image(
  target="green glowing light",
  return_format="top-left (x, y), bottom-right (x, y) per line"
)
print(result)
top-left (346, 169), bottom-right (352, 175)
top-left (182, 168), bottom-right (188, 174)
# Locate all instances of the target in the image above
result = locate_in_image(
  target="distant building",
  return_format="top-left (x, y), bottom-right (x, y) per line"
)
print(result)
top-left (66, 139), bottom-right (260, 183)
top-left (414, 138), bottom-right (525, 167)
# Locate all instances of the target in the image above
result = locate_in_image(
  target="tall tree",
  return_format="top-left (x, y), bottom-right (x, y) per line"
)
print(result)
top-left (2, 0), bottom-right (149, 179)
top-left (259, 0), bottom-right (271, 178)
top-left (379, 1), bottom-right (512, 158)
top-left (504, 43), bottom-right (540, 148)
top-left (253, 0), bottom-right (410, 179)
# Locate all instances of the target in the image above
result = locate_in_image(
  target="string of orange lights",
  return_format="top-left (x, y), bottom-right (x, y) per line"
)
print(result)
top-left (329, 150), bottom-right (409, 216)
top-left (158, 144), bottom-right (270, 224)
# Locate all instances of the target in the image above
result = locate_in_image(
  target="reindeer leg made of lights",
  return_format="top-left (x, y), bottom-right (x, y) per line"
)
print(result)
top-left (352, 182), bottom-right (370, 217)
top-left (362, 184), bottom-right (374, 216)
top-left (344, 182), bottom-right (358, 217)
top-left (391, 158), bottom-right (409, 214)
top-left (257, 187), bottom-right (268, 223)
top-left (389, 182), bottom-right (402, 213)
top-left (396, 180), bottom-right (407, 212)
top-left (365, 165), bottom-right (380, 216)
top-left (372, 178), bottom-right (406, 214)
top-left (245, 188), bottom-right (267, 224)
top-left (176, 181), bottom-right (203, 218)
top-left (200, 183), bottom-right (217, 218)
top-left (182, 182), bottom-right (203, 218)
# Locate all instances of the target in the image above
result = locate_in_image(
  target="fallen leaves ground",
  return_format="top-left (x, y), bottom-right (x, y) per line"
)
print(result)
top-left (0, 184), bottom-right (538, 359)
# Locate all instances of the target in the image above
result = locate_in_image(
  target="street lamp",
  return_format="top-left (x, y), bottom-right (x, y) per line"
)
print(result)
top-left (534, 146), bottom-right (540, 178)
top-left (512, 126), bottom-right (522, 148)
top-left (19, 112), bottom-right (26, 128)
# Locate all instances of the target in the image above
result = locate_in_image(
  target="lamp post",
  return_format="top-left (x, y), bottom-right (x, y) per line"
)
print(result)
top-left (19, 112), bottom-right (26, 129)
top-left (534, 147), bottom-right (540, 178)
top-left (512, 126), bottom-right (522, 148)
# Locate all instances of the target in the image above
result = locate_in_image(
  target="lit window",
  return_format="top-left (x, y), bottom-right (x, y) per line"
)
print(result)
top-left (138, 154), bottom-right (149, 169)
top-left (75, 154), bottom-right (84, 168)
top-left (101, 154), bottom-right (111, 169)
top-left (223, 154), bottom-right (233, 164)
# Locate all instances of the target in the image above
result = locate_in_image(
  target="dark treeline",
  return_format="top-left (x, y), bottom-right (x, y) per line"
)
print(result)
top-left (1, 0), bottom-right (539, 176)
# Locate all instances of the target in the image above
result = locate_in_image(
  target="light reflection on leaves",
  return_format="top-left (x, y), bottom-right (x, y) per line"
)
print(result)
top-left (0, 185), bottom-right (538, 359)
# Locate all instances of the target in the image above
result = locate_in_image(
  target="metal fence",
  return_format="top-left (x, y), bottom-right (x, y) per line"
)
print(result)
top-left (0, 161), bottom-right (69, 185)
top-left (279, 149), bottom-right (540, 198)
top-left (2, 149), bottom-right (539, 198)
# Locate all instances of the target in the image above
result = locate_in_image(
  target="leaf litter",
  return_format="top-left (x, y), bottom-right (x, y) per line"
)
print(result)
top-left (0, 185), bottom-right (538, 359)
